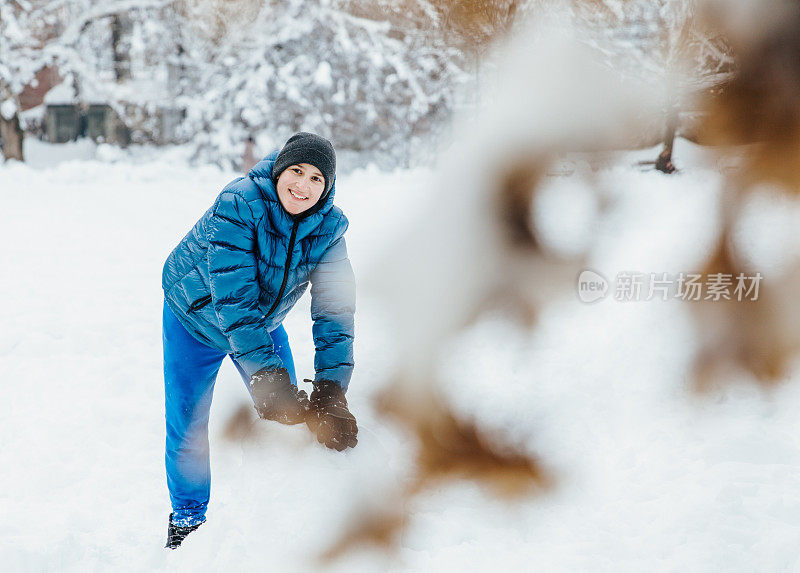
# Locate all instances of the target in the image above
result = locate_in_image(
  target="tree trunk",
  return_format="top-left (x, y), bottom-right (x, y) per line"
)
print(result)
top-left (0, 113), bottom-right (24, 162)
top-left (112, 15), bottom-right (131, 82)
top-left (655, 106), bottom-right (679, 174)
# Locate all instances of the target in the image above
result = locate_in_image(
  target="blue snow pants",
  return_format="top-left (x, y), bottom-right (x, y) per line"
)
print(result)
top-left (163, 300), bottom-right (297, 527)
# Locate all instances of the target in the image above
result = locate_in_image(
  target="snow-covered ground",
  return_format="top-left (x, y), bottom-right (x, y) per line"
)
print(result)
top-left (2, 139), bottom-right (800, 572)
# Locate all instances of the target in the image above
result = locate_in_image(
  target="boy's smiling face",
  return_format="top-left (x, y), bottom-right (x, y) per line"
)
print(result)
top-left (275, 163), bottom-right (326, 215)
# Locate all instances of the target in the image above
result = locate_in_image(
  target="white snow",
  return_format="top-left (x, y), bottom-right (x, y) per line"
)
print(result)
top-left (1, 98), bottom-right (18, 120)
top-left (314, 61), bottom-right (334, 88)
top-left (43, 79), bottom-right (77, 105)
top-left (2, 138), bottom-right (800, 572)
top-left (732, 186), bottom-right (800, 277)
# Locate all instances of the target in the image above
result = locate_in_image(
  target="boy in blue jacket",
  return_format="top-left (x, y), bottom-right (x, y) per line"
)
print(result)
top-left (161, 132), bottom-right (357, 548)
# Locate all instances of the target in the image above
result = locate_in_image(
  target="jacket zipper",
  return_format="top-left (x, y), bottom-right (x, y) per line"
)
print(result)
top-left (265, 218), bottom-right (299, 318)
top-left (188, 294), bottom-right (212, 313)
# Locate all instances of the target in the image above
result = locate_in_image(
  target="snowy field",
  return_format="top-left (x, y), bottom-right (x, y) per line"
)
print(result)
top-left (3, 139), bottom-right (800, 572)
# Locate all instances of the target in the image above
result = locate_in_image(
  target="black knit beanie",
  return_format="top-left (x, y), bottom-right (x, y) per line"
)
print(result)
top-left (271, 132), bottom-right (336, 198)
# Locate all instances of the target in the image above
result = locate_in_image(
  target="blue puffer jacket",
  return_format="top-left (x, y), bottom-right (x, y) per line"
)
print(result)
top-left (162, 151), bottom-right (355, 389)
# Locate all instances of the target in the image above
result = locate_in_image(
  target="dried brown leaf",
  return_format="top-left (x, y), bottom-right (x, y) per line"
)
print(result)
top-left (222, 403), bottom-right (257, 442)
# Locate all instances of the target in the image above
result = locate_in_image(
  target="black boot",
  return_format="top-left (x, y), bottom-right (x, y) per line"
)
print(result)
top-left (165, 513), bottom-right (203, 549)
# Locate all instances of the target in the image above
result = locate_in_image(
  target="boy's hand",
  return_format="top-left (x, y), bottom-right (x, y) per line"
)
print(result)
top-left (250, 368), bottom-right (309, 425)
top-left (306, 380), bottom-right (358, 451)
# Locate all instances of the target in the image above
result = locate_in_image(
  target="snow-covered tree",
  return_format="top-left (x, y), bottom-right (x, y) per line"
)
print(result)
top-left (2, 0), bottom-right (478, 168)
top-left (0, 0), bottom-right (50, 160)
top-left (570, 0), bottom-right (734, 171)
top-left (0, 0), bottom-right (177, 159)
top-left (169, 0), bottom-right (470, 168)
